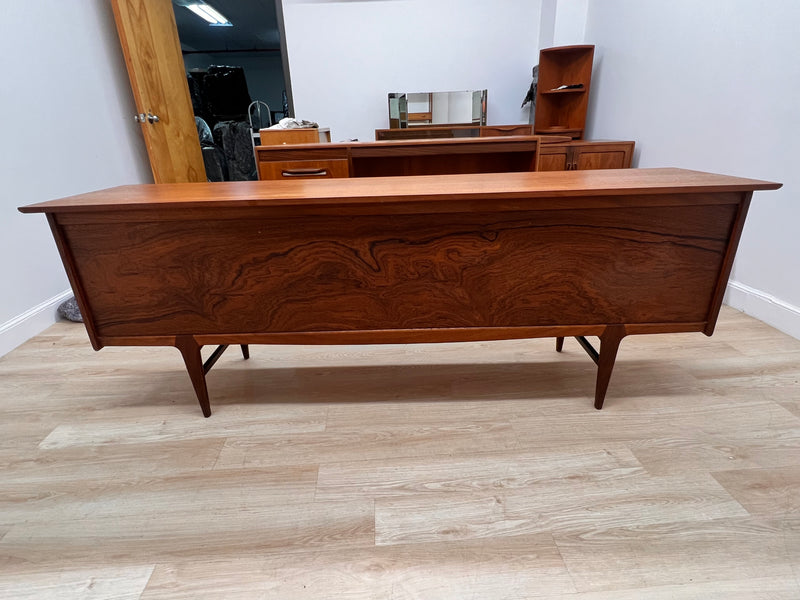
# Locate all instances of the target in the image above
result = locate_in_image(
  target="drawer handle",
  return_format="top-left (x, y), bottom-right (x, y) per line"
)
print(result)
top-left (281, 168), bottom-right (329, 177)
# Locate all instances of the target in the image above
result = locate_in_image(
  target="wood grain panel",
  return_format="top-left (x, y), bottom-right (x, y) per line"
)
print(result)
top-left (258, 128), bottom-right (320, 145)
top-left (712, 465), bottom-right (800, 515)
top-left (575, 150), bottom-right (630, 170)
top-left (111, 0), bottom-right (205, 183)
top-left (538, 151), bottom-right (570, 171)
top-left (61, 203), bottom-right (736, 338)
top-left (257, 159), bottom-right (349, 180)
top-left (555, 516), bottom-right (800, 592)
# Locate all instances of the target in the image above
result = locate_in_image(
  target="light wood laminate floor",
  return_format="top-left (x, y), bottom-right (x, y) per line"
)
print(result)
top-left (1, 306), bottom-right (799, 599)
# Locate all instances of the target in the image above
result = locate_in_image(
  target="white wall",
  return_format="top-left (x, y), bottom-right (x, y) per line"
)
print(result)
top-left (552, 0), bottom-right (588, 47)
top-left (6, 0), bottom-right (798, 357)
top-left (281, 0), bottom-right (542, 142)
top-left (0, 0), bottom-right (151, 356)
top-left (581, 0), bottom-right (800, 339)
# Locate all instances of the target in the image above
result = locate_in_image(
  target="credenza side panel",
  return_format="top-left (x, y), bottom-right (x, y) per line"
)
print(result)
top-left (60, 200), bottom-right (739, 338)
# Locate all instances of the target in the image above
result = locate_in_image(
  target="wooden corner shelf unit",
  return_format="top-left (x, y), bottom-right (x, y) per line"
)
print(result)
top-left (534, 45), bottom-right (595, 139)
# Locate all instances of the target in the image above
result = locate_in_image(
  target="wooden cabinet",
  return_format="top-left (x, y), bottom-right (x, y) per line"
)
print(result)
top-left (254, 137), bottom-right (632, 179)
top-left (538, 140), bottom-right (634, 171)
top-left (534, 45), bottom-right (594, 140)
top-left (256, 137), bottom-right (540, 180)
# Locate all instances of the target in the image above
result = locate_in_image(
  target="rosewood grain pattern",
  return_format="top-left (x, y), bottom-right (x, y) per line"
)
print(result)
top-left (704, 194), bottom-right (752, 335)
top-left (45, 215), bottom-right (102, 350)
top-left (19, 169), bottom-right (781, 416)
top-left (61, 203), bottom-right (734, 339)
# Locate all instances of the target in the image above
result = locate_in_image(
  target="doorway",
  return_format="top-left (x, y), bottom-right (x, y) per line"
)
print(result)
top-left (173, 1), bottom-right (293, 181)
top-left (173, 0), bottom-right (292, 128)
top-left (111, 0), bottom-right (293, 183)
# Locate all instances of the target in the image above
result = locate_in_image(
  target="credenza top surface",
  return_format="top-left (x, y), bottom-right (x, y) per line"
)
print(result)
top-left (19, 168), bottom-right (781, 214)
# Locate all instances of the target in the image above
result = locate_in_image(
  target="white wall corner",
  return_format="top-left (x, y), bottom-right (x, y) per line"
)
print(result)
top-left (539, 0), bottom-right (557, 49)
top-left (0, 289), bottom-right (74, 358)
top-left (552, 0), bottom-right (588, 46)
top-left (725, 280), bottom-right (800, 341)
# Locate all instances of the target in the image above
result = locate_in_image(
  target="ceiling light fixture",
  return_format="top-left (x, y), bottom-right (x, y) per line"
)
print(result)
top-left (186, 3), bottom-right (232, 26)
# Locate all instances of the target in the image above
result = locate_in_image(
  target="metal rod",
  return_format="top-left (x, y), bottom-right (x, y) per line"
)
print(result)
top-left (203, 344), bottom-right (230, 374)
top-left (574, 336), bottom-right (600, 365)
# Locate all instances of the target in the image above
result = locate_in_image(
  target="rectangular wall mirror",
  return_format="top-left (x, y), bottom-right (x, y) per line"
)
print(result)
top-left (388, 90), bottom-right (487, 128)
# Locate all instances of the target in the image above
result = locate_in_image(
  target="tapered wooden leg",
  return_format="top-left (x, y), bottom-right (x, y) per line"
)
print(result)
top-left (241, 344), bottom-right (250, 360)
top-left (594, 325), bottom-right (626, 410)
top-left (175, 335), bottom-right (212, 418)
top-left (555, 337), bottom-right (565, 352)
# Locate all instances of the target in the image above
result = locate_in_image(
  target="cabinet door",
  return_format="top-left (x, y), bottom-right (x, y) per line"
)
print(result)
top-left (572, 142), bottom-right (634, 170)
top-left (537, 146), bottom-right (571, 171)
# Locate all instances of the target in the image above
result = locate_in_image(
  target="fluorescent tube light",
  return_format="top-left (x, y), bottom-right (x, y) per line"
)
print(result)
top-left (186, 4), bottom-right (216, 24)
top-left (186, 3), bottom-right (231, 26)
top-left (198, 4), bottom-right (229, 25)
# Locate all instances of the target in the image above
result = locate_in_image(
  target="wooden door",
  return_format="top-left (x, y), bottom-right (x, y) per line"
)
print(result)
top-left (537, 145), bottom-right (571, 171)
top-left (573, 142), bottom-right (634, 170)
top-left (112, 0), bottom-right (206, 183)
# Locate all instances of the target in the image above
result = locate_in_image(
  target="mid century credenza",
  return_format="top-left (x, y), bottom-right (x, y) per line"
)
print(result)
top-left (20, 168), bottom-right (780, 417)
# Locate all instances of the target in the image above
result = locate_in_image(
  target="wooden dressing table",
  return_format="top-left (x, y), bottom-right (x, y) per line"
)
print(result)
top-left (255, 136), bottom-right (634, 181)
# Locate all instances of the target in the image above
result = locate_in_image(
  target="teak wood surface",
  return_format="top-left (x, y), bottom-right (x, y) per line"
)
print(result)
top-left (111, 0), bottom-right (206, 183)
top-left (20, 168), bottom-right (781, 417)
top-left (255, 136), bottom-right (541, 179)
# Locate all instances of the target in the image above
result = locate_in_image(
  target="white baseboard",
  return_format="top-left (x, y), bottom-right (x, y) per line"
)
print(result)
top-left (0, 290), bottom-right (74, 358)
top-left (725, 280), bottom-right (800, 341)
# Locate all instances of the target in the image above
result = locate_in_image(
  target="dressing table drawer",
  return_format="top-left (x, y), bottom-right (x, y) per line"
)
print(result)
top-left (258, 159), bottom-right (350, 180)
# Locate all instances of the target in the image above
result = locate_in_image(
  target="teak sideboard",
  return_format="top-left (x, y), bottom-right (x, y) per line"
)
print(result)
top-left (20, 168), bottom-right (780, 417)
